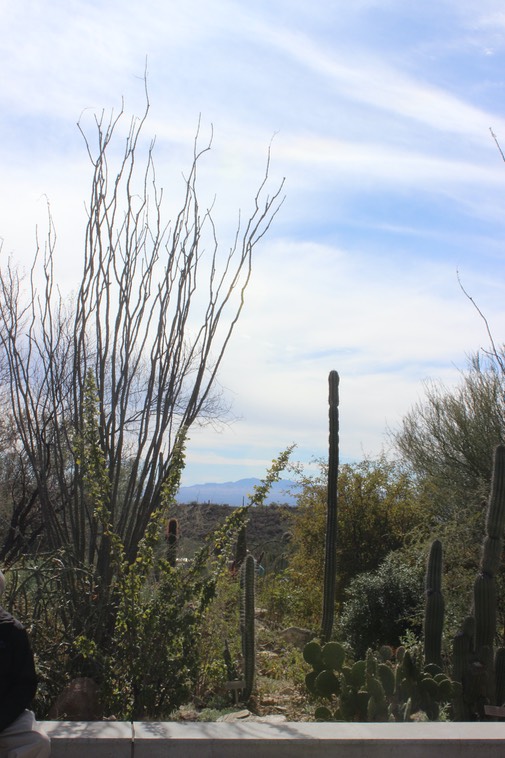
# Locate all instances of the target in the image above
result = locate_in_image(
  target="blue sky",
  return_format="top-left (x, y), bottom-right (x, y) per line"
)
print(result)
top-left (1, 1), bottom-right (505, 484)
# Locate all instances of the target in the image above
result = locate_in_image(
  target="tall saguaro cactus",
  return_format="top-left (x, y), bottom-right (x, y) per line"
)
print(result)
top-left (165, 517), bottom-right (178, 568)
top-left (474, 445), bottom-right (505, 652)
top-left (321, 370), bottom-right (340, 643)
top-left (240, 554), bottom-right (256, 700)
top-left (424, 539), bottom-right (444, 667)
top-left (452, 445), bottom-right (505, 717)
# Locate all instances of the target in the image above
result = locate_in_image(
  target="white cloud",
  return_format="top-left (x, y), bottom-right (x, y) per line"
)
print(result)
top-left (179, 232), bottom-right (503, 483)
top-left (1, 0), bottom-right (505, 486)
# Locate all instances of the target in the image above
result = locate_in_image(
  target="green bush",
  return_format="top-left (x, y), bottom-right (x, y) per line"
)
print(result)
top-left (338, 552), bottom-right (423, 659)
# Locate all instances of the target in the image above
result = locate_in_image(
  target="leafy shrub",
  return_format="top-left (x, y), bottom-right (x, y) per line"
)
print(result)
top-left (338, 551), bottom-right (423, 658)
top-left (4, 505), bottom-right (249, 720)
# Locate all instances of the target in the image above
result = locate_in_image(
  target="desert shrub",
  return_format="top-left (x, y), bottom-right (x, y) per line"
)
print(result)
top-left (337, 551), bottom-right (423, 659)
top-left (281, 457), bottom-right (427, 630)
top-left (4, 504), bottom-right (249, 720)
top-left (193, 572), bottom-right (242, 706)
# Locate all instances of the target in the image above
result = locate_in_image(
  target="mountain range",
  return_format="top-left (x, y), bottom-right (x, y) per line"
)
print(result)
top-left (176, 477), bottom-right (300, 507)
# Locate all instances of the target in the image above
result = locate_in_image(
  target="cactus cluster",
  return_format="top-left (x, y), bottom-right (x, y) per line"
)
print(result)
top-left (306, 447), bottom-right (505, 721)
top-left (303, 640), bottom-right (457, 721)
top-left (307, 375), bottom-right (505, 722)
top-left (450, 445), bottom-right (505, 719)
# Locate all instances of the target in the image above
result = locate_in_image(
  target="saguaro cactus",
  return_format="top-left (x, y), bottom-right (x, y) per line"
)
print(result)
top-left (452, 445), bottom-right (505, 718)
top-left (234, 525), bottom-right (247, 570)
top-left (475, 445), bottom-right (505, 651)
top-left (240, 554), bottom-right (256, 700)
top-left (165, 517), bottom-right (178, 567)
top-left (321, 370), bottom-right (340, 643)
top-left (424, 539), bottom-right (444, 667)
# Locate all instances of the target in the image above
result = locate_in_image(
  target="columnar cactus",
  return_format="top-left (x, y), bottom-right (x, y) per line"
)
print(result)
top-left (321, 370), bottom-right (339, 643)
top-left (424, 539), bottom-right (444, 667)
top-left (495, 647), bottom-right (505, 707)
top-left (165, 517), bottom-right (178, 567)
top-left (235, 525), bottom-right (247, 570)
top-left (308, 391), bottom-right (505, 721)
top-left (240, 554), bottom-right (256, 700)
top-left (475, 445), bottom-right (505, 651)
top-left (452, 445), bottom-right (505, 718)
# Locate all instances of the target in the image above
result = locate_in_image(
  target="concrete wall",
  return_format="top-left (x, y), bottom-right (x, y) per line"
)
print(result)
top-left (43, 720), bottom-right (505, 758)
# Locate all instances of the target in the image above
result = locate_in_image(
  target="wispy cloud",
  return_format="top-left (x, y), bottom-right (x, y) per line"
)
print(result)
top-left (1, 0), bottom-right (504, 484)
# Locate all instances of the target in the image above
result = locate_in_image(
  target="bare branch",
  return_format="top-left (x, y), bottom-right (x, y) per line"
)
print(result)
top-left (490, 127), bottom-right (505, 163)
top-left (457, 270), bottom-right (505, 376)
top-left (0, 90), bottom-right (284, 597)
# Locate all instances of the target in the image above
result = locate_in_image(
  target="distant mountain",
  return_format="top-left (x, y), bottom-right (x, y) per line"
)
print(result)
top-left (176, 477), bottom-right (300, 507)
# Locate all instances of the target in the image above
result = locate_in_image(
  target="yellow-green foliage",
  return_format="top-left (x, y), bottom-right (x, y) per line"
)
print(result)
top-left (286, 457), bottom-right (427, 628)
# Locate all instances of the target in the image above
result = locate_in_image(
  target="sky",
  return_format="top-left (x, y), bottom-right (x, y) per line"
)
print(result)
top-left (1, 1), bottom-right (505, 485)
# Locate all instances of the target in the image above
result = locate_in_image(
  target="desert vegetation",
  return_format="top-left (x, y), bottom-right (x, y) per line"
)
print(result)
top-left (1, 96), bottom-right (505, 723)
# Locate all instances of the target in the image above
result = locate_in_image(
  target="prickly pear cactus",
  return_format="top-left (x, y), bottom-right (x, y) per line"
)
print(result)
top-left (303, 641), bottom-right (456, 722)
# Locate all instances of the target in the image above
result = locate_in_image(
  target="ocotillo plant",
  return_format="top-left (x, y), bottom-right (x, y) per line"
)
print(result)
top-left (424, 539), bottom-right (444, 668)
top-left (321, 370), bottom-right (339, 643)
top-left (240, 554), bottom-right (256, 700)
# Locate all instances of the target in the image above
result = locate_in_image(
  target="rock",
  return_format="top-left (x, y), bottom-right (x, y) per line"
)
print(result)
top-left (48, 677), bottom-right (103, 720)
top-left (278, 627), bottom-right (315, 648)
top-left (217, 710), bottom-right (251, 721)
top-left (255, 714), bottom-right (287, 723)
top-left (254, 608), bottom-right (269, 619)
top-left (217, 710), bottom-right (287, 723)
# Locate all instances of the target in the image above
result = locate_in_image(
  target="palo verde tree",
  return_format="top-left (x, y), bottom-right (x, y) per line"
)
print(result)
top-left (392, 350), bottom-right (505, 515)
top-left (0, 95), bottom-right (284, 638)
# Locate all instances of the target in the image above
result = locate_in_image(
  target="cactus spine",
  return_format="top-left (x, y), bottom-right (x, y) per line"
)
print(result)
top-left (240, 553), bottom-right (256, 700)
top-left (321, 370), bottom-right (339, 643)
top-left (424, 539), bottom-right (444, 667)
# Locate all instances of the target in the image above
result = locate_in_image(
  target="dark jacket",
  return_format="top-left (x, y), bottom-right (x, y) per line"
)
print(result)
top-left (0, 606), bottom-right (37, 732)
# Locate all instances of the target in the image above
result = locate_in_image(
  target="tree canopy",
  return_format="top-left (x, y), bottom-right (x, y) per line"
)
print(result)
top-left (392, 350), bottom-right (505, 513)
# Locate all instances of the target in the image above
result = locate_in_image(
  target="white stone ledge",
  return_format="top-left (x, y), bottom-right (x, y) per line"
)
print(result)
top-left (42, 720), bottom-right (505, 758)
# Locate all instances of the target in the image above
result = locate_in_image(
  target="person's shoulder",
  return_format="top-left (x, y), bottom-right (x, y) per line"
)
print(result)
top-left (0, 605), bottom-right (24, 631)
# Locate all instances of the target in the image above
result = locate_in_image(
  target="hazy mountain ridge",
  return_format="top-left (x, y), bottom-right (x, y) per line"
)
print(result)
top-left (176, 477), bottom-right (300, 506)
